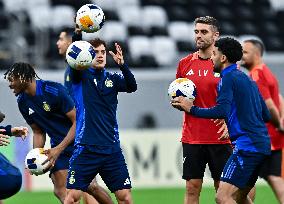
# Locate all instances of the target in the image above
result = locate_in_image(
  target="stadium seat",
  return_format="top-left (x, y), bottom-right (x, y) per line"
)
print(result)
top-left (92, 0), bottom-right (116, 11)
top-left (263, 35), bottom-right (284, 51)
top-left (100, 21), bottom-right (128, 42)
top-left (50, 5), bottom-right (75, 30)
top-left (2, 0), bottom-right (25, 11)
top-left (103, 9), bottom-right (119, 21)
top-left (142, 6), bottom-right (168, 29)
top-left (270, 0), bottom-right (284, 10)
top-left (116, 0), bottom-right (140, 8)
top-left (213, 5), bottom-right (234, 21)
top-left (140, 0), bottom-right (167, 6)
top-left (151, 36), bottom-right (177, 67)
top-left (27, 6), bottom-right (52, 29)
top-left (168, 22), bottom-right (194, 43)
top-left (220, 21), bottom-right (237, 35)
top-left (118, 6), bottom-right (142, 26)
top-left (128, 36), bottom-right (152, 62)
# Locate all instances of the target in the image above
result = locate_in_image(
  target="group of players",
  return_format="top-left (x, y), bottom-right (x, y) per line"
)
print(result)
top-left (0, 21), bottom-right (136, 204)
top-left (0, 15), bottom-right (284, 204)
top-left (172, 16), bottom-right (284, 204)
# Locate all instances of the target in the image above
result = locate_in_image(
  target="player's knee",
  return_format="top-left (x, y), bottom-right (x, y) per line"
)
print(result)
top-left (115, 189), bottom-right (132, 204)
top-left (64, 194), bottom-right (80, 204)
top-left (215, 190), bottom-right (229, 204)
top-left (0, 175), bottom-right (22, 200)
top-left (185, 181), bottom-right (201, 197)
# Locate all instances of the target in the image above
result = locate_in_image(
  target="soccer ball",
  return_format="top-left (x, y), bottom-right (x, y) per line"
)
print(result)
top-left (25, 148), bottom-right (49, 176)
top-left (168, 78), bottom-right (197, 100)
top-left (66, 41), bottom-right (96, 70)
top-left (76, 4), bottom-right (105, 33)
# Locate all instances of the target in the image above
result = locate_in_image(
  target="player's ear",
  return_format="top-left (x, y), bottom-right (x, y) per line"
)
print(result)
top-left (213, 31), bottom-right (219, 41)
top-left (220, 54), bottom-right (227, 63)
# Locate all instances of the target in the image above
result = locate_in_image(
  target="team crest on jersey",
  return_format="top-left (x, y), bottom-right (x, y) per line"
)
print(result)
top-left (43, 102), bottom-right (51, 112)
top-left (66, 75), bottom-right (70, 82)
top-left (105, 78), bottom-right (113, 87)
top-left (69, 171), bottom-right (76, 184)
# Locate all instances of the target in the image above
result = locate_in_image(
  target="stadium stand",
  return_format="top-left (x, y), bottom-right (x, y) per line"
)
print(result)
top-left (0, 0), bottom-right (283, 69)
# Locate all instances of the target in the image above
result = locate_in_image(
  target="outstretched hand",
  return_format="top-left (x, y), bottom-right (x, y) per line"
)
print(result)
top-left (11, 126), bottom-right (29, 140)
top-left (42, 147), bottom-right (62, 172)
top-left (0, 131), bottom-right (10, 146)
top-left (109, 43), bottom-right (124, 66)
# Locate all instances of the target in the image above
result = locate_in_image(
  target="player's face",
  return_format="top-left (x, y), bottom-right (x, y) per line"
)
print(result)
top-left (211, 46), bottom-right (223, 73)
top-left (241, 42), bottom-right (255, 69)
top-left (7, 76), bottom-right (28, 96)
top-left (56, 32), bottom-right (72, 56)
top-left (93, 44), bottom-right (106, 69)
top-left (194, 23), bottom-right (218, 50)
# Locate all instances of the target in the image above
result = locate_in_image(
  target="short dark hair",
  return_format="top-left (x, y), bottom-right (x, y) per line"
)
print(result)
top-left (215, 37), bottom-right (243, 63)
top-left (89, 38), bottom-right (107, 49)
top-left (194, 16), bottom-right (220, 32)
top-left (4, 62), bottom-right (40, 83)
top-left (243, 39), bottom-right (265, 56)
top-left (61, 27), bottom-right (74, 38)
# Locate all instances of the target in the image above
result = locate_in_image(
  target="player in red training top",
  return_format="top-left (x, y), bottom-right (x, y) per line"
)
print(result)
top-left (175, 16), bottom-right (232, 204)
top-left (242, 39), bottom-right (284, 203)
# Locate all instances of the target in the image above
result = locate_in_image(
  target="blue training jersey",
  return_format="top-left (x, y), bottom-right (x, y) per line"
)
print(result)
top-left (190, 64), bottom-right (271, 155)
top-left (64, 65), bottom-right (74, 99)
top-left (70, 65), bottom-right (137, 153)
top-left (17, 80), bottom-right (75, 155)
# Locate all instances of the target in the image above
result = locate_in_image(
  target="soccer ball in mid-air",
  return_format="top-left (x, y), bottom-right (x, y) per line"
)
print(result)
top-left (66, 41), bottom-right (96, 70)
top-left (168, 78), bottom-right (197, 100)
top-left (76, 4), bottom-right (105, 33)
top-left (25, 148), bottom-right (49, 176)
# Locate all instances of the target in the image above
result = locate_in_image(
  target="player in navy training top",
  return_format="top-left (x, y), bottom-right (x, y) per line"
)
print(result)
top-left (172, 37), bottom-right (271, 203)
top-left (57, 27), bottom-right (113, 204)
top-left (64, 36), bottom-right (137, 204)
top-left (0, 121), bottom-right (28, 202)
top-left (5, 62), bottom-right (76, 204)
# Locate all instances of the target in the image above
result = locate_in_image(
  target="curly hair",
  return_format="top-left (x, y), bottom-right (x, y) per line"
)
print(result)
top-left (215, 37), bottom-right (243, 63)
top-left (4, 62), bottom-right (40, 83)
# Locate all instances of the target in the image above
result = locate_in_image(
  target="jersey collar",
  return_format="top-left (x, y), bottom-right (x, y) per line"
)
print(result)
top-left (221, 64), bottom-right (237, 77)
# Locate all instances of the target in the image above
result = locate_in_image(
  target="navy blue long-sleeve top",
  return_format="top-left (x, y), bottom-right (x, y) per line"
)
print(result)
top-left (190, 64), bottom-right (271, 155)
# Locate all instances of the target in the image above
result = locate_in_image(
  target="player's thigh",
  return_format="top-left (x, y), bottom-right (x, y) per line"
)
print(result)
top-left (99, 150), bottom-right (131, 193)
top-left (259, 150), bottom-right (282, 179)
top-left (67, 146), bottom-right (100, 192)
top-left (0, 175), bottom-right (22, 199)
top-left (182, 143), bottom-right (207, 180)
top-left (216, 181), bottom-right (239, 198)
top-left (206, 144), bottom-right (232, 180)
top-left (221, 151), bottom-right (267, 189)
top-left (51, 169), bottom-right (68, 189)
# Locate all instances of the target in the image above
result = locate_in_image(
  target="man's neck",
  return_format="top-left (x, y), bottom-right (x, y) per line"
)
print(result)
top-left (249, 58), bottom-right (263, 71)
top-left (198, 46), bottom-right (214, 59)
top-left (25, 80), bottom-right (37, 96)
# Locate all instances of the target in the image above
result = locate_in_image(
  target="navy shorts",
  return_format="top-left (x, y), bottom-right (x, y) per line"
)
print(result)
top-left (221, 150), bottom-right (268, 189)
top-left (66, 145), bottom-right (132, 193)
top-left (49, 152), bottom-right (71, 177)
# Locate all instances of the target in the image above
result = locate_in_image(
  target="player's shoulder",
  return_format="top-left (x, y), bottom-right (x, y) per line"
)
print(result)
top-left (250, 64), bottom-right (267, 81)
top-left (41, 80), bottom-right (66, 96)
top-left (179, 52), bottom-right (199, 64)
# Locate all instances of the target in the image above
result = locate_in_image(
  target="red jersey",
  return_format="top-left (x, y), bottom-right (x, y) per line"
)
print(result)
top-left (250, 64), bottom-right (284, 150)
top-left (176, 52), bottom-right (230, 144)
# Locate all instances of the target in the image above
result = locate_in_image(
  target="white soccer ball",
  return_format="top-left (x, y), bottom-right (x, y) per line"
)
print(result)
top-left (66, 41), bottom-right (96, 70)
top-left (168, 78), bottom-right (197, 100)
top-left (25, 148), bottom-right (49, 176)
top-left (76, 4), bottom-right (105, 33)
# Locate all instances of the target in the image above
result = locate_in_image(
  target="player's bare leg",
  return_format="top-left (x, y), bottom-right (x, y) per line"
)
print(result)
top-left (215, 181), bottom-right (253, 204)
top-left (267, 175), bottom-right (284, 203)
top-left (82, 192), bottom-right (99, 204)
top-left (51, 170), bottom-right (68, 203)
top-left (87, 178), bottom-right (113, 204)
top-left (114, 189), bottom-right (133, 204)
top-left (64, 189), bottom-right (82, 204)
top-left (184, 179), bottom-right (203, 204)
top-left (247, 186), bottom-right (256, 201)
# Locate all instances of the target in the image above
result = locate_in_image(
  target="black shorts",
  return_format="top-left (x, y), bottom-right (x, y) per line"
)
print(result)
top-left (259, 150), bottom-right (282, 179)
top-left (182, 143), bottom-right (232, 180)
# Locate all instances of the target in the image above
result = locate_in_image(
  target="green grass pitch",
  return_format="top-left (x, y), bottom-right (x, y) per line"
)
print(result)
top-left (4, 185), bottom-right (278, 204)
